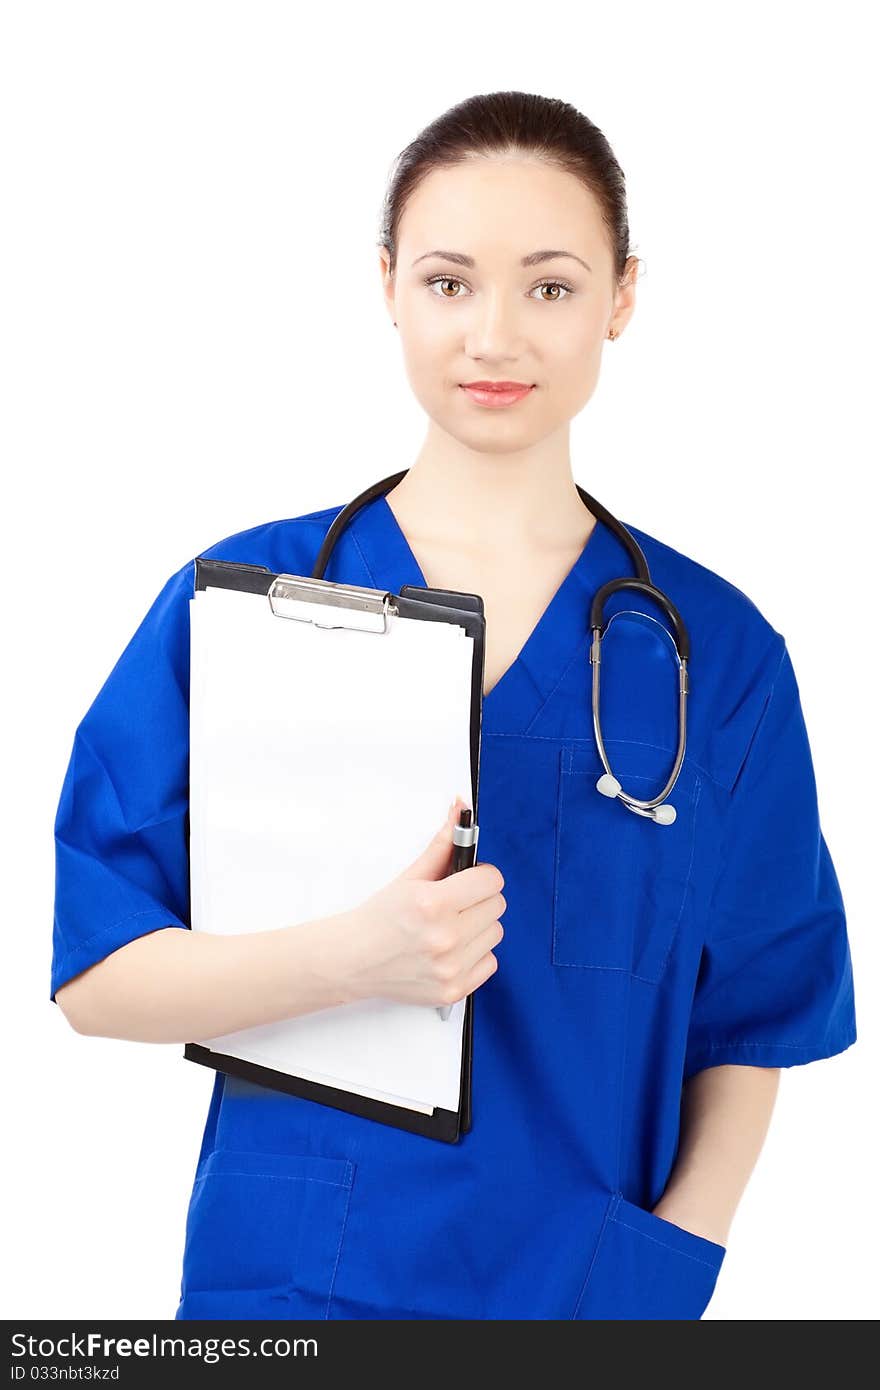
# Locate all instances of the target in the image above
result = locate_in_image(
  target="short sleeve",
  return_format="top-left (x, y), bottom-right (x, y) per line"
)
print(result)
top-left (50, 560), bottom-right (196, 1002)
top-left (683, 637), bottom-right (857, 1081)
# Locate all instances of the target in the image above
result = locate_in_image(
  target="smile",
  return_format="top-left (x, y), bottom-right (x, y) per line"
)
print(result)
top-left (459, 384), bottom-right (534, 408)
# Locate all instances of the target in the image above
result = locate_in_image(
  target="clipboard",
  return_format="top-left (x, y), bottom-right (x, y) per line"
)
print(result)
top-left (183, 557), bottom-right (485, 1143)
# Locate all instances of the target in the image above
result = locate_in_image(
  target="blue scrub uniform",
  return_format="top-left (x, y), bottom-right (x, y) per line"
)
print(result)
top-left (50, 495), bottom-right (857, 1321)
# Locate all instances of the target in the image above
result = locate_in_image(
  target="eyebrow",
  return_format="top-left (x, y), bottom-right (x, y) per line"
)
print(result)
top-left (411, 248), bottom-right (592, 273)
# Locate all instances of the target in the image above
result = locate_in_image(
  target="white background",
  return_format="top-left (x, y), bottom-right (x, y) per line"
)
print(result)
top-left (3, 0), bottom-right (876, 1322)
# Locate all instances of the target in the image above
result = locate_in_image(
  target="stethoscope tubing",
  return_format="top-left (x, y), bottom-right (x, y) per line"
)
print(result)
top-left (312, 469), bottom-right (689, 822)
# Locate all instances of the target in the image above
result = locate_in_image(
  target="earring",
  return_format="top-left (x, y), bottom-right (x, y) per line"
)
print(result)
top-left (608, 328), bottom-right (617, 340)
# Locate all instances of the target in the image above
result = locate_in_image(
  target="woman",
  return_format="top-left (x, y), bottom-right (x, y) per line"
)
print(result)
top-left (51, 91), bottom-right (857, 1321)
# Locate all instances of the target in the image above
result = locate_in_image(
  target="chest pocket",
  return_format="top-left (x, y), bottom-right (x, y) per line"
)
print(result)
top-left (552, 740), bottom-right (702, 983)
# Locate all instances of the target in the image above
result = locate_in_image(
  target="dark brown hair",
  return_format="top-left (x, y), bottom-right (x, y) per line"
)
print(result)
top-left (378, 90), bottom-right (637, 287)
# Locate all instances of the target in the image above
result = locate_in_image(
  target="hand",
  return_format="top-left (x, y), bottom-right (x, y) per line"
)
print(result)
top-left (651, 1196), bottom-right (730, 1249)
top-left (337, 797), bottom-right (506, 1009)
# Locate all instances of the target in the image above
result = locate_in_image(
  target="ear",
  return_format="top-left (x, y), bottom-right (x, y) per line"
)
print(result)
top-left (378, 248), bottom-right (396, 324)
top-left (608, 255), bottom-right (639, 339)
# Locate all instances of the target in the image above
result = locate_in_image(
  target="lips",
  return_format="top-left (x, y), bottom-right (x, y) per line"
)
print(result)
top-left (462, 381), bottom-right (532, 391)
top-left (460, 382), bottom-right (534, 408)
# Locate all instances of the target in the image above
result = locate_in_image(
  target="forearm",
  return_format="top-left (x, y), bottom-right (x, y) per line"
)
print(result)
top-left (59, 913), bottom-right (361, 1044)
top-left (651, 1064), bottom-right (781, 1246)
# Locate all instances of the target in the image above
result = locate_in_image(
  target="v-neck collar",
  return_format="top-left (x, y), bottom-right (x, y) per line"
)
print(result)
top-left (347, 491), bottom-right (628, 736)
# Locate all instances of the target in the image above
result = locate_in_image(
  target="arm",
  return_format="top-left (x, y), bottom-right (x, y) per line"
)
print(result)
top-left (55, 912), bottom-right (361, 1044)
top-left (662, 639), bottom-right (856, 1250)
top-left (55, 800), bottom-right (504, 1043)
top-left (651, 1064), bottom-right (781, 1247)
top-left (50, 561), bottom-right (499, 1044)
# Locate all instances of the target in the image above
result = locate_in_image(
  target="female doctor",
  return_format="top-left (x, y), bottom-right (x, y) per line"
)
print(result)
top-left (50, 90), bottom-right (857, 1321)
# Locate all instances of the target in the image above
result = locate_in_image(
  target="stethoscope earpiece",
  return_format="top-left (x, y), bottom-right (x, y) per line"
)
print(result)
top-left (595, 773), bottom-right (677, 824)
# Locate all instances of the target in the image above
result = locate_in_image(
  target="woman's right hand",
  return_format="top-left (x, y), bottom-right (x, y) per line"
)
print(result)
top-left (338, 798), bottom-right (506, 1009)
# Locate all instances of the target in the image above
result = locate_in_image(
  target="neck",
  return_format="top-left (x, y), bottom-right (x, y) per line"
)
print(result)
top-left (385, 422), bottom-right (594, 559)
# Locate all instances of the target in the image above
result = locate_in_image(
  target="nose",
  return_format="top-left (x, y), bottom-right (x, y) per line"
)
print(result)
top-left (463, 286), bottom-right (526, 362)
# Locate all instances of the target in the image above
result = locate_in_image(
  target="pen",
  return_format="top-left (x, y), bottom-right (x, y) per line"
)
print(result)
top-left (438, 806), bottom-right (478, 1021)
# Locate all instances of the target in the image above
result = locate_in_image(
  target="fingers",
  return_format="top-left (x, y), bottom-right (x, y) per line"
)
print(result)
top-left (459, 949), bottom-right (500, 999)
top-left (399, 819), bottom-right (454, 883)
top-left (430, 896), bottom-right (505, 995)
top-left (399, 797), bottom-right (472, 883)
top-left (437, 861), bottom-right (505, 912)
top-left (453, 910), bottom-right (505, 979)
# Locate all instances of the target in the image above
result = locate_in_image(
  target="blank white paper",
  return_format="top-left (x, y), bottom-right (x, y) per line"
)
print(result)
top-left (188, 581), bottom-right (477, 1114)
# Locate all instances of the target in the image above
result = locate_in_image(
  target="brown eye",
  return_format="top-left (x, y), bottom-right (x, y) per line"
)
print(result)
top-left (531, 281), bottom-right (573, 302)
top-left (425, 276), bottom-right (465, 298)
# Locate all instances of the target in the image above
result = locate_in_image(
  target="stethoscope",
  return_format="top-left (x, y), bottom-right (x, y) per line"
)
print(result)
top-left (311, 469), bottom-right (689, 826)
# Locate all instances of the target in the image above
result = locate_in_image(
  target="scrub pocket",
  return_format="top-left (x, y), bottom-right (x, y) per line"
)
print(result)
top-left (573, 1191), bottom-right (726, 1320)
top-left (552, 741), bottom-right (701, 982)
top-left (175, 1148), bottom-right (355, 1320)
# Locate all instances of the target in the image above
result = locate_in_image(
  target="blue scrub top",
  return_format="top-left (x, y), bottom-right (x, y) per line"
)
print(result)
top-left (50, 495), bottom-right (857, 1321)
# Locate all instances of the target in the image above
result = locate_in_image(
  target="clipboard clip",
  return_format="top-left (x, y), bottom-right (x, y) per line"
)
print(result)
top-left (268, 574), bottom-right (399, 634)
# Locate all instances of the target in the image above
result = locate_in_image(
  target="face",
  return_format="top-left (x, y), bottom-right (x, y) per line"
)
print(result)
top-left (380, 155), bottom-right (637, 455)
